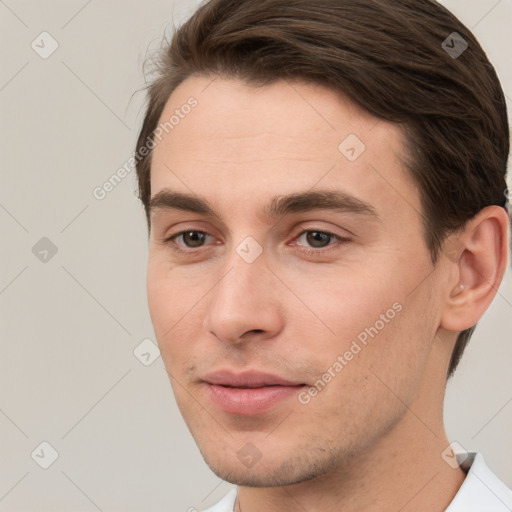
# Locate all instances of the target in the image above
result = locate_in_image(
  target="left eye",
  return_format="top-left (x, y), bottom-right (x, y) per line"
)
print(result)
top-left (295, 230), bottom-right (341, 249)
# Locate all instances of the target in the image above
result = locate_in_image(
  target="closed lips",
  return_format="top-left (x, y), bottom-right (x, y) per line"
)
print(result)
top-left (202, 370), bottom-right (307, 415)
top-left (202, 370), bottom-right (305, 388)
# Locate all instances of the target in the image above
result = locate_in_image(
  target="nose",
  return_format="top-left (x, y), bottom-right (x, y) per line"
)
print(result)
top-left (203, 246), bottom-right (283, 344)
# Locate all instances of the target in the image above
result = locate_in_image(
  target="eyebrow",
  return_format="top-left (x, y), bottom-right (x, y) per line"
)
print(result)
top-left (149, 188), bottom-right (380, 224)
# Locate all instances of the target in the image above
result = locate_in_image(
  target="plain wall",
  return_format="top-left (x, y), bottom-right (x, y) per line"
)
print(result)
top-left (0, 0), bottom-right (510, 510)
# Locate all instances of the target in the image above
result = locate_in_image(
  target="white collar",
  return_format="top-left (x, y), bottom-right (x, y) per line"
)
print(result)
top-left (445, 452), bottom-right (512, 511)
top-left (202, 452), bottom-right (512, 511)
top-left (202, 488), bottom-right (236, 512)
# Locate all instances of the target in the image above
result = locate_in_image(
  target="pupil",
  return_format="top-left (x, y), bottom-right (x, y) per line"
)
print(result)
top-left (307, 231), bottom-right (330, 248)
top-left (184, 232), bottom-right (205, 247)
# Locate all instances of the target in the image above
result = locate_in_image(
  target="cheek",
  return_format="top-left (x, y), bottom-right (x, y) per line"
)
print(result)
top-left (290, 263), bottom-right (403, 347)
top-left (146, 261), bottom-right (188, 360)
top-left (146, 260), bottom-right (209, 372)
top-left (293, 302), bottom-right (431, 446)
top-left (146, 256), bottom-right (195, 332)
top-left (288, 259), bottom-right (434, 393)
top-left (146, 264), bottom-right (171, 335)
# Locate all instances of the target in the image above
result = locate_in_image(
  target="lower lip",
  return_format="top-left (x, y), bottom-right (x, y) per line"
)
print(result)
top-left (205, 383), bottom-right (305, 416)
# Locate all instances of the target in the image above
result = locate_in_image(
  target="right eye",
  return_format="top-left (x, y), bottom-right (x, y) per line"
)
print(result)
top-left (164, 230), bottom-right (216, 254)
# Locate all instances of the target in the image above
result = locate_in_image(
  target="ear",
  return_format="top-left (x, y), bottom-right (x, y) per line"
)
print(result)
top-left (440, 206), bottom-right (510, 332)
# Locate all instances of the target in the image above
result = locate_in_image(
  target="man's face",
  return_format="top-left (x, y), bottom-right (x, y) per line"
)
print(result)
top-left (147, 76), bottom-right (445, 486)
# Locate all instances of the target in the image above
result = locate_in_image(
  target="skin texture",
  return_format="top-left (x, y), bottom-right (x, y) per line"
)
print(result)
top-left (146, 75), bottom-right (509, 511)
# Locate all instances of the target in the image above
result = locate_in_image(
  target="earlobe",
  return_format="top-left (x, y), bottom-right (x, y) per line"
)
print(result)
top-left (440, 205), bottom-right (509, 333)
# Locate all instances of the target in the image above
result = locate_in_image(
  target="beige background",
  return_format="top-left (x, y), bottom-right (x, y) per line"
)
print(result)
top-left (0, 0), bottom-right (511, 510)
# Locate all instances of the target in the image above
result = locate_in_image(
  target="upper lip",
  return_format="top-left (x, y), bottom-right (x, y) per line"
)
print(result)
top-left (202, 370), bottom-right (304, 388)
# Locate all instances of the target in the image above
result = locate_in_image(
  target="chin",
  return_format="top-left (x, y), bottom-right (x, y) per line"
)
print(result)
top-left (199, 445), bottom-right (345, 488)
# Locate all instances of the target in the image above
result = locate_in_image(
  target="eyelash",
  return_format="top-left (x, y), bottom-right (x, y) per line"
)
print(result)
top-left (163, 229), bottom-right (349, 256)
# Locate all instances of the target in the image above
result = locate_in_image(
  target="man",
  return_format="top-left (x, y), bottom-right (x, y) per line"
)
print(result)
top-left (135, 0), bottom-right (511, 510)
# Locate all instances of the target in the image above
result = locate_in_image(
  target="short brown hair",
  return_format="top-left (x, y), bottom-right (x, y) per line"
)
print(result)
top-left (135, 0), bottom-right (510, 378)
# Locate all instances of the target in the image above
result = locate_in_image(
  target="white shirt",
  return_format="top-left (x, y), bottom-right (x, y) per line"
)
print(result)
top-left (202, 453), bottom-right (512, 511)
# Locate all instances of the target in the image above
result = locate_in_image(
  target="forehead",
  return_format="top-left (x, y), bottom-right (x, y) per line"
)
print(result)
top-left (149, 75), bottom-right (419, 225)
